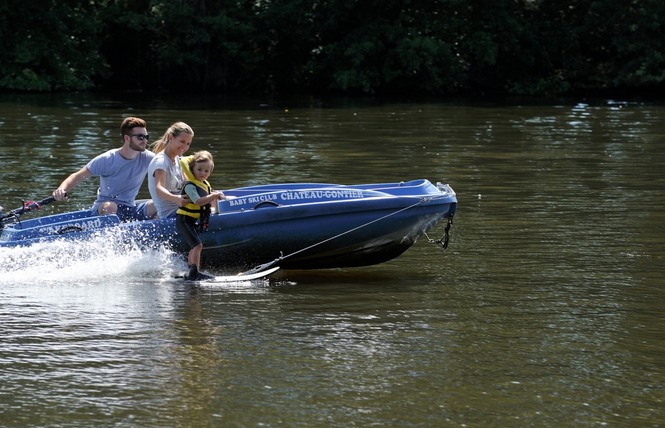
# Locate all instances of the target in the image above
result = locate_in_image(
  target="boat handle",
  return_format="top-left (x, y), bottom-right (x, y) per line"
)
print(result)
top-left (253, 201), bottom-right (280, 209)
top-left (57, 225), bottom-right (84, 234)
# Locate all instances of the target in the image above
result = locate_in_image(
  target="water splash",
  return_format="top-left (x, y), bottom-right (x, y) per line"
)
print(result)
top-left (0, 230), bottom-right (184, 286)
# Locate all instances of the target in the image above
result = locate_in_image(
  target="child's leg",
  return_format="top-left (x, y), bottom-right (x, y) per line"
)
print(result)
top-left (189, 243), bottom-right (203, 267)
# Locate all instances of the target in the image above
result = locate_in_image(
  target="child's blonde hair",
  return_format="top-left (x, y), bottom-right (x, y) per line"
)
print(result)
top-left (189, 150), bottom-right (214, 171)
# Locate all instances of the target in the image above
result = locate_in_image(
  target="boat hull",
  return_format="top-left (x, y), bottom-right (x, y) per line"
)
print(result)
top-left (1, 179), bottom-right (457, 270)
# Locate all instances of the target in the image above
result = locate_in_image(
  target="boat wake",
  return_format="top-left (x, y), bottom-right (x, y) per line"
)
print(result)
top-left (0, 230), bottom-right (183, 286)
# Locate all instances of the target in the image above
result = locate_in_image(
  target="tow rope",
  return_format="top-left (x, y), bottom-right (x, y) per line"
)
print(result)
top-left (243, 196), bottom-right (453, 274)
top-left (424, 213), bottom-right (454, 249)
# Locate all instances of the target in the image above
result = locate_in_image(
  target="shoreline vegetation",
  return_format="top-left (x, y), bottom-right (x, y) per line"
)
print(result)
top-left (2, 1), bottom-right (663, 99)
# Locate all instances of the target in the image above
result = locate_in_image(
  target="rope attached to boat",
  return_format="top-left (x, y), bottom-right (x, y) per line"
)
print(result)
top-left (424, 213), bottom-right (454, 249)
top-left (241, 197), bottom-right (447, 275)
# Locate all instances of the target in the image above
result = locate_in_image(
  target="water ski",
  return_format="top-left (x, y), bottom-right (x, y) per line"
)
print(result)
top-left (176, 266), bottom-right (280, 282)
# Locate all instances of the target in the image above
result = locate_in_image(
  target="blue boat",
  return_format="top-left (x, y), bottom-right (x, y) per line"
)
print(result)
top-left (0, 179), bottom-right (457, 271)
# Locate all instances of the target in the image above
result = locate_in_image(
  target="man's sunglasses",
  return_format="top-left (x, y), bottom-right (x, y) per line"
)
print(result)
top-left (129, 133), bottom-right (150, 141)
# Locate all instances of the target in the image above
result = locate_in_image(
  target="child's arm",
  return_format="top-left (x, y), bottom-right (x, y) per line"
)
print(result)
top-left (194, 189), bottom-right (225, 207)
top-left (211, 189), bottom-right (224, 212)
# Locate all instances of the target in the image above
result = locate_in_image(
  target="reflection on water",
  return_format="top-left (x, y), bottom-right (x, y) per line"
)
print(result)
top-left (0, 95), bottom-right (664, 426)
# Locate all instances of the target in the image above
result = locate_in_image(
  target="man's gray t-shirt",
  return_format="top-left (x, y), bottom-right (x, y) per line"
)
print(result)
top-left (148, 152), bottom-right (184, 219)
top-left (86, 149), bottom-right (155, 208)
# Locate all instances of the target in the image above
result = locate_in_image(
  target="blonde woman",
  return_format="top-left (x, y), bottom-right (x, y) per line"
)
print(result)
top-left (147, 122), bottom-right (194, 219)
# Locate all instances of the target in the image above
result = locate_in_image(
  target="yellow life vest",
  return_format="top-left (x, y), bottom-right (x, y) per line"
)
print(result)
top-left (176, 156), bottom-right (212, 219)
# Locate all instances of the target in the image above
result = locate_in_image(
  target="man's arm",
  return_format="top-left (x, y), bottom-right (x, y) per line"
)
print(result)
top-left (53, 166), bottom-right (92, 200)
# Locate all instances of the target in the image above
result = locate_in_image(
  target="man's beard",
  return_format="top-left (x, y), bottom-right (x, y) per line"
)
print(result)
top-left (129, 140), bottom-right (146, 152)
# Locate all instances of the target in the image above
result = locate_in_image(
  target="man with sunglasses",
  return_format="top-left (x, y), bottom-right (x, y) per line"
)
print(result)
top-left (52, 116), bottom-right (157, 221)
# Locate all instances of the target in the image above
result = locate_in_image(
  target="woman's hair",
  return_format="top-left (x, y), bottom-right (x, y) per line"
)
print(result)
top-left (150, 121), bottom-right (194, 154)
top-left (120, 117), bottom-right (146, 136)
top-left (189, 150), bottom-right (214, 171)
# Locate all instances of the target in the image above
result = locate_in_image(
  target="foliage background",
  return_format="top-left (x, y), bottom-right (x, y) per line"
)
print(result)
top-left (1, 0), bottom-right (663, 97)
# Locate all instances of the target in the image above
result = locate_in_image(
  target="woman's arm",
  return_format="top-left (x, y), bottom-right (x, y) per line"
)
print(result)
top-left (153, 169), bottom-right (187, 206)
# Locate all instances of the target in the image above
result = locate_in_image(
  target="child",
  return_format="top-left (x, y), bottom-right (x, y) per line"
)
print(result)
top-left (175, 150), bottom-right (225, 281)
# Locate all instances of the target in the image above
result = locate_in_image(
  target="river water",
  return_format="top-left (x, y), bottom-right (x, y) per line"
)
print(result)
top-left (0, 94), bottom-right (663, 427)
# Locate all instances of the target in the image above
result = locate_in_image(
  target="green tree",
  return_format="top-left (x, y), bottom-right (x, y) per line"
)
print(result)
top-left (96, 0), bottom-right (156, 90)
top-left (0, 0), bottom-right (107, 91)
top-left (2, 0), bottom-right (663, 96)
top-left (522, 0), bottom-right (665, 94)
top-left (100, 0), bottom-right (262, 93)
top-left (580, 0), bottom-right (665, 89)
top-left (305, 0), bottom-right (469, 95)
